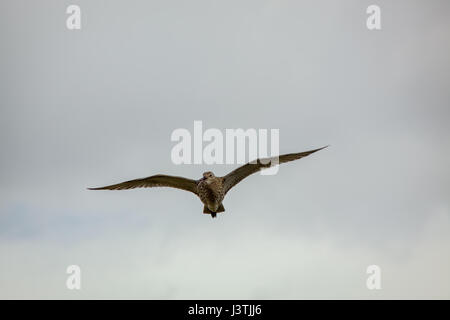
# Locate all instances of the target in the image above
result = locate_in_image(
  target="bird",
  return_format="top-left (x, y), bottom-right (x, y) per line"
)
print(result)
top-left (88, 146), bottom-right (327, 218)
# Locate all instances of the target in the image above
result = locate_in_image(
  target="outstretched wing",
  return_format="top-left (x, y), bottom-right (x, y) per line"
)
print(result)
top-left (222, 146), bottom-right (327, 194)
top-left (88, 174), bottom-right (199, 195)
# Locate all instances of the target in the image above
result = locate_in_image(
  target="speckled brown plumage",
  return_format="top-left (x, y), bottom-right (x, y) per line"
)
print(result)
top-left (88, 146), bottom-right (327, 218)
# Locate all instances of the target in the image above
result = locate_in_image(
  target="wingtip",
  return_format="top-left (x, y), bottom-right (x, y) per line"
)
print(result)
top-left (312, 145), bottom-right (329, 152)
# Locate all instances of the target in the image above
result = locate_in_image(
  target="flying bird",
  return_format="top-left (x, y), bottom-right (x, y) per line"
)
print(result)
top-left (88, 146), bottom-right (327, 218)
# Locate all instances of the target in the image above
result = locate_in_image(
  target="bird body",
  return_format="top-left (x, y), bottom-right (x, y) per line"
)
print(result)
top-left (88, 146), bottom-right (327, 218)
top-left (197, 173), bottom-right (225, 216)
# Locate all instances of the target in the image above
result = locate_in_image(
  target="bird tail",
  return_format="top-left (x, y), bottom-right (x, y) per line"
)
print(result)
top-left (203, 204), bottom-right (225, 218)
top-left (203, 205), bottom-right (212, 214)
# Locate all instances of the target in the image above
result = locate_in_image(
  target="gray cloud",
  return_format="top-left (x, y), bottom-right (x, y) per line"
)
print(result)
top-left (0, 0), bottom-right (449, 299)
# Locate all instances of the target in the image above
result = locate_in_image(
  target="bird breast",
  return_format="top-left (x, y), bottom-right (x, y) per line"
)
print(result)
top-left (197, 178), bottom-right (224, 205)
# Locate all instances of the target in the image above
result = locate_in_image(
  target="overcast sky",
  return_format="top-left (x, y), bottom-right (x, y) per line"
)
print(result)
top-left (1, 0), bottom-right (449, 299)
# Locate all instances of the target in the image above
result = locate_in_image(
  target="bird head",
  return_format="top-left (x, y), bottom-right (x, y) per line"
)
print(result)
top-left (202, 171), bottom-right (215, 179)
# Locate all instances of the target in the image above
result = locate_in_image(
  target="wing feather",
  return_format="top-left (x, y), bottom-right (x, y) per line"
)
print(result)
top-left (88, 174), bottom-right (198, 195)
top-left (222, 146), bottom-right (327, 194)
